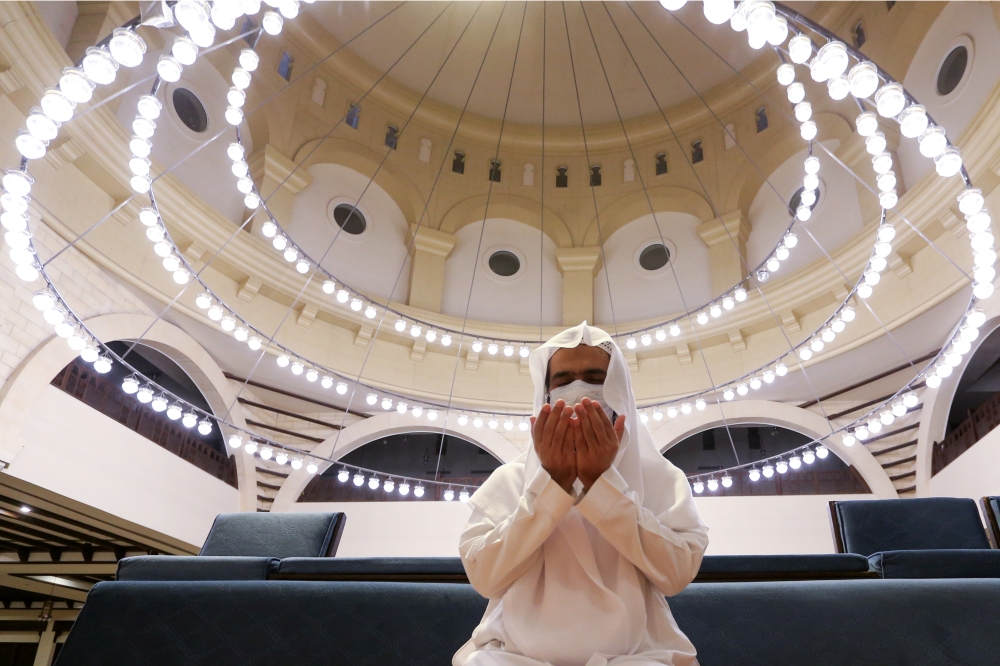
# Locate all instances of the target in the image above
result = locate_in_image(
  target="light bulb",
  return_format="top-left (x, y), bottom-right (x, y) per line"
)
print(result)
top-left (926, 374), bottom-right (942, 389)
top-left (762, 463), bottom-right (774, 478)
top-left (659, 0), bottom-right (687, 9)
top-left (696, 312), bottom-right (708, 325)
top-left (365, 305), bottom-right (377, 319)
top-left (291, 458), bottom-right (303, 471)
top-left (865, 132), bottom-right (887, 155)
top-left (239, 49), bottom-right (260, 72)
top-left (472, 340), bottom-right (483, 353)
top-left (94, 355), bottom-right (113, 374)
top-left (136, 385), bottom-right (154, 403)
top-left (626, 337), bottom-right (637, 349)
top-left (414, 485), bottom-right (425, 498)
top-left (519, 345), bottom-right (530, 357)
top-left (15, 131), bottom-right (46, 159)
top-left (225, 106), bottom-right (244, 126)
top-left (410, 324), bottom-right (421, 337)
top-left (156, 55), bottom-right (183, 83)
top-left (855, 111), bottom-right (878, 137)
top-left (336, 289), bottom-right (349, 304)
top-left (877, 171), bottom-right (897, 193)
top-left (788, 33), bottom-right (812, 64)
top-left (306, 462), bottom-right (318, 474)
top-left (488, 342), bottom-right (499, 355)
top-left (875, 83), bottom-right (905, 118)
top-left (794, 102), bottom-right (812, 122)
top-left (958, 189), bottom-right (985, 216)
top-left (799, 347), bottom-right (813, 360)
top-left (776, 459), bottom-right (788, 474)
top-left (723, 389), bottom-right (734, 401)
top-left (935, 147), bottom-right (963, 178)
top-left (898, 105), bottom-right (928, 139)
top-left (789, 455), bottom-right (801, 469)
top-left (827, 75), bottom-right (849, 101)
top-left (198, 419), bottom-right (213, 435)
top-left (399, 481), bottom-right (410, 496)
top-left (444, 488), bottom-right (455, 502)
top-left (80, 343), bottom-right (100, 363)
top-left (749, 467), bottom-right (761, 482)
top-left (182, 412), bottom-right (197, 428)
top-left (442, 334), bottom-right (453, 347)
top-left (919, 126), bottom-right (947, 158)
top-left (816, 445), bottom-right (829, 459)
top-left (776, 63), bottom-right (795, 86)
top-left (228, 434), bottom-right (243, 449)
top-left (336, 382), bottom-right (348, 394)
top-left (703, 0), bottom-right (735, 25)
top-left (707, 477), bottom-right (719, 492)
top-left (59, 68), bottom-right (94, 103)
top-left (248, 336), bottom-right (262, 350)
top-left (305, 368), bottom-right (318, 382)
top-left (366, 392), bottom-right (378, 406)
top-left (166, 403), bottom-right (182, 420)
top-left (262, 11), bottom-right (283, 34)
top-left (488, 417), bottom-right (498, 429)
top-left (787, 82), bottom-right (805, 104)
top-left (276, 354), bottom-right (290, 367)
top-left (693, 481), bottom-right (704, 494)
top-left (843, 433), bottom-right (856, 446)
top-left (667, 406), bottom-right (678, 418)
top-left (872, 152), bottom-right (893, 174)
top-left (670, 324), bottom-right (682, 336)
top-left (503, 344), bottom-right (514, 357)
top-left (172, 36), bottom-right (199, 65)
top-left (802, 449), bottom-right (816, 465)
top-left (82, 47), bottom-right (117, 85)
top-left (695, 398), bottom-right (706, 410)
top-left (232, 68), bottom-right (252, 90)
top-left (40, 88), bottom-right (75, 123)
top-left (749, 377), bottom-right (762, 390)
top-left (800, 121), bottom-right (817, 141)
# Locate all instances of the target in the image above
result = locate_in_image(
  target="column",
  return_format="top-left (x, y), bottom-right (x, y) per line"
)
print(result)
top-left (247, 144), bottom-right (313, 239)
top-left (556, 247), bottom-right (602, 327)
top-left (65, 2), bottom-right (137, 63)
top-left (33, 620), bottom-right (56, 666)
top-left (696, 210), bottom-right (751, 295)
top-left (407, 225), bottom-right (456, 312)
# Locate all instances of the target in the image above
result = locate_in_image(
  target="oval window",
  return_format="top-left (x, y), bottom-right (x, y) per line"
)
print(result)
top-left (332, 204), bottom-right (366, 235)
top-left (639, 244), bottom-right (670, 271)
top-left (787, 186), bottom-right (819, 217)
top-left (488, 250), bottom-right (520, 277)
top-left (172, 88), bottom-right (208, 133)
top-left (937, 45), bottom-right (968, 96)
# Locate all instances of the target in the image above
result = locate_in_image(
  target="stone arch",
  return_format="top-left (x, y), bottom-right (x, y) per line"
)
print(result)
top-left (0, 314), bottom-right (259, 511)
top-left (650, 399), bottom-right (896, 498)
top-left (438, 194), bottom-right (574, 248)
top-left (292, 137), bottom-right (426, 228)
top-left (580, 186), bottom-right (716, 247)
top-left (270, 411), bottom-right (522, 511)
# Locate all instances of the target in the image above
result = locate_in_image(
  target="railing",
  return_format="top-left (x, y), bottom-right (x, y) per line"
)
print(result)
top-left (51, 360), bottom-right (237, 488)
top-left (933, 389), bottom-right (1000, 475)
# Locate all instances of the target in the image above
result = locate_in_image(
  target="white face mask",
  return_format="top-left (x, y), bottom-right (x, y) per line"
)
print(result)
top-left (547, 379), bottom-right (615, 422)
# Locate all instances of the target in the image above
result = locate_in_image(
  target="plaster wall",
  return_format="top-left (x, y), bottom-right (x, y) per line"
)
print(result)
top-left (6, 386), bottom-right (239, 547)
top-left (928, 430), bottom-right (1000, 502)
top-left (295, 492), bottom-right (871, 557)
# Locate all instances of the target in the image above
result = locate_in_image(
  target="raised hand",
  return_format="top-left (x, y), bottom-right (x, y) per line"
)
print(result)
top-left (574, 397), bottom-right (625, 491)
top-left (531, 400), bottom-right (578, 494)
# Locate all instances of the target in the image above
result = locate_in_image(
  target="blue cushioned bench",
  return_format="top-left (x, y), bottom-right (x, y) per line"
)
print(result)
top-left (830, 498), bottom-right (1000, 579)
top-left (53, 579), bottom-right (1000, 666)
top-left (983, 496), bottom-right (1000, 549)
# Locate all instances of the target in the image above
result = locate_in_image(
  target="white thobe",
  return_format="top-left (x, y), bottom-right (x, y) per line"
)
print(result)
top-left (453, 457), bottom-right (708, 666)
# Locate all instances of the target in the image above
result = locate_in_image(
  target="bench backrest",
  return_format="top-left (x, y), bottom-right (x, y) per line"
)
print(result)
top-left (199, 512), bottom-right (346, 557)
top-left (829, 498), bottom-right (989, 555)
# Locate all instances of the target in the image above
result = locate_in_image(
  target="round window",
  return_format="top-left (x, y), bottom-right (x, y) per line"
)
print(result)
top-left (787, 186), bottom-right (819, 217)
top-left (937, 45), bottom-right (968, 96)
top-left (488, 250), bottom-right (520, 277)
top-left (332, 204), bottom-right (366, 235)
top-left (172, 88), bottom-right (208, 133)
top-left (639, 244), bottom-right (670, 271)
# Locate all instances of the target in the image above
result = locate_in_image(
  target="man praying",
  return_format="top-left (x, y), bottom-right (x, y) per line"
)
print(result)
top-left (454, 322), bottom-right (709, 666)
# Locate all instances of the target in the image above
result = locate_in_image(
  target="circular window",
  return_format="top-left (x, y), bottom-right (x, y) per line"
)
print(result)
top-left (937, 45), bottom-right (968, 96)
top-left (172, 88), bottom-right (208, 133)
top-left (488, 250), bottom-right (520, 277)
top-left (787, 186), bottom-right (819, 217)
top-left (332, 204), bottom-right (366, 235)
top-left (639, 244), bottom-right (670, 271)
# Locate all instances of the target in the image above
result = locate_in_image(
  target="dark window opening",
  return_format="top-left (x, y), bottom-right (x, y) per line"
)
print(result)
top-left (172, 88), bottom-right (208, 133)
top-left (666, 425), bottom-right (870, 496)
top-left (639, 244), bottom-right (670, 271)
top-left (788, 185), bottom-right (819, 216)
top-left (556, 167), bottom-right (568, 188)
top-left (590, 165), bottom-right (602, 187)
top-left (852, 21), bottom-right (867, 49)
top-left (384, 125), bottom-right (398, 150)
top-left (489, 160), bottom-right (502, 183)
top-left (937, 46), bottom-right (968, 96)
top-left (346, 104), bottom-right (361, 130)
top-left (755, 107), bottom-right (769, 133)
top-left (50, 343), bottom-right (235, 487)
top-left (277, 52), bottom-right (294, 81)
top-left (488, 250), bottom-right (520, 277)
top-left (300, 433), bottom-right (502, 502)
top-left (655, 153), bottom-right (668, 176)
top-left (691, 140), bottom-right (704, 164)
top-left (332, 204), bottom-right (366, 235)
top-left (241, 17), bottom-right (256, 45)
top-left (452, 151), bottom-right (465, 174)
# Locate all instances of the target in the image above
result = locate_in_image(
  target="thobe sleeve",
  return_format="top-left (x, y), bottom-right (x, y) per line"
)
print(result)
top-left (575, 465), bottom-right (708, 596)
top-left (459, 464), bottom-right (576, 599)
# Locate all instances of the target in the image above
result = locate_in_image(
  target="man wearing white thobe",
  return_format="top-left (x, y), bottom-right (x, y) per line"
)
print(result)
top-left (453, 323), bottom-right (709, 666)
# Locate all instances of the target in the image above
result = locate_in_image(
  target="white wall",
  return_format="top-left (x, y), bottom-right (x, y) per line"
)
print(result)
top-left (929, 427), bottom-right (1000, 502)
top-left (6, 386), bottom-right (239, 547)
top-left (297, 492), bottom-right (873, 557)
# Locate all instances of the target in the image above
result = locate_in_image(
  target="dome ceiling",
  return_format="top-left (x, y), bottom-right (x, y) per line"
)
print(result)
top-left (307, 1), bottom-right (806, 126)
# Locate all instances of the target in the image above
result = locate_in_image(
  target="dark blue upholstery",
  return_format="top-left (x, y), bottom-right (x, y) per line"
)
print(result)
top-left (54, 579), bottom-right (1000, 666)
top-left (199, 512), bottom-right (345, 557)
top-left (117, 556), bottom-right (279, 581)
top-left (983, 496), bottom-right (1000, 549)
top-left (274, 557), bottom-right (468, 580)
top-left (697, 554), bottom-right (872, 580)
top-left (831, 498), bottom-right (990, 555)
top-left (868, 549), bottom-right (1000, 579)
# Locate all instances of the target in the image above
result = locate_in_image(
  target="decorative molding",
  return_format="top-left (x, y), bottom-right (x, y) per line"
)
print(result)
top-left (555, 247), bottom-right (602, 275)
top-left (779, 310), bottom-right (800, 334)
top-left (44, 139), bottom-right (84, 170)
top-left (410, 339), bottom-right (426, 362)
top-left (676, 343), bottom-right (692, 365)
top-left (0, 66), bottom-right (24, 95)
top-left (831, 283), bottom-right (851, 303)
top-left (519, 355), bottom-right (530, 376)
top-left (409, 224), bottom-right (456, 258)
top-left (728, 330), bottom-right (746, 353)
top-left (354, 323), bottom-right (374, 347)
top-left (465, 349), bottom-right (479, 371)
top-left (624, 349), bottom-right (638, 373)
top-left (236, 276), bottom-right (262, 302)
top-left (888, 251), bottom-right (912, 279)
top-left (296, 303), bottom-right (318, 328)
top-left (696, 210), bottom-right (750, 248)
top-left (249, 144), bottom-right (313, 194)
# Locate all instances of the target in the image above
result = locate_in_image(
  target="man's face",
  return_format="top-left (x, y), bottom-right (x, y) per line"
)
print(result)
top-left (547, 344), bottom-right (610, 392)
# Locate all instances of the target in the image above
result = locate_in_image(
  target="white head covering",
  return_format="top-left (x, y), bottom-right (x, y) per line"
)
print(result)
top-left (467, 322), bottom-right (706, 666)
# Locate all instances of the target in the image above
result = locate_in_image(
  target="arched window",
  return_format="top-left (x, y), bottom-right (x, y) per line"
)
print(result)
top-left (665, 425), bottom-right (869, 495)
top-left (299, 432), bottom-right (502, 502)
top-left (50, 342), bottom-right (235, 486)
